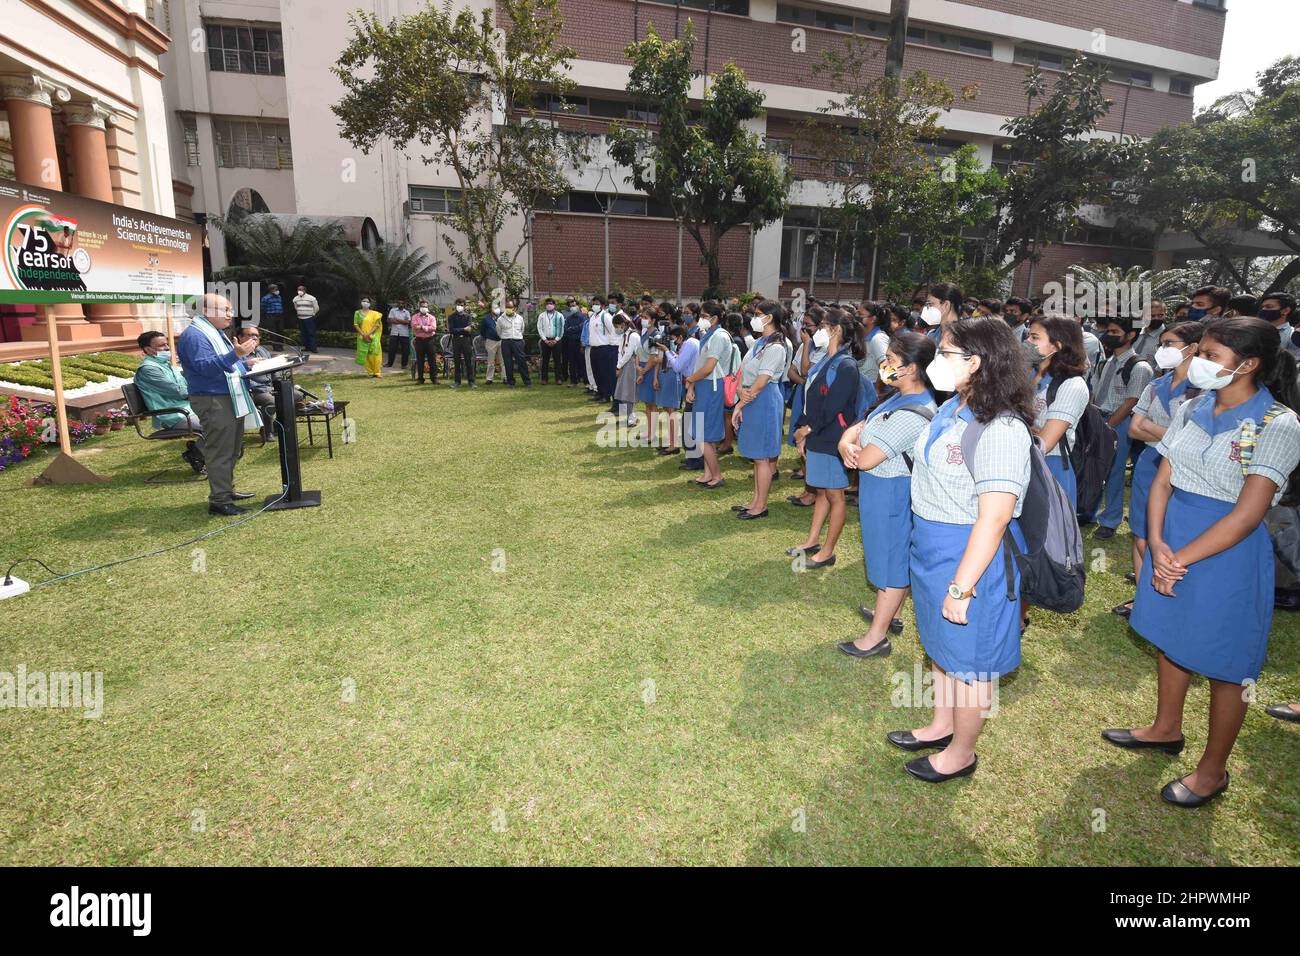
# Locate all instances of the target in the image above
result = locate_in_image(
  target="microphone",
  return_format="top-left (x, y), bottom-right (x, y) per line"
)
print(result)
top-left (256, 325), bottom-right (307, 360)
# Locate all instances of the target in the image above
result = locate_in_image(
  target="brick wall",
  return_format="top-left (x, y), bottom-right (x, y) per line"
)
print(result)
top-left (956, 0), bottom-right (1225, 61)
top-left (1009, 242), bottom-right (1153, 299)
top-left (531, 211), bottom-right (752, 296)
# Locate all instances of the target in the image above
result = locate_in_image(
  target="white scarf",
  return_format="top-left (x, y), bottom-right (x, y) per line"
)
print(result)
top-left (191, 314), bottom-right (260, 427)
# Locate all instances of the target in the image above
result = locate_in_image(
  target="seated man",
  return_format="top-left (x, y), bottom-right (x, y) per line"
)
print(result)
top-left (133, 330), bottom-right (204, 473)
top-left (236, 326), bottom-right (304, 440)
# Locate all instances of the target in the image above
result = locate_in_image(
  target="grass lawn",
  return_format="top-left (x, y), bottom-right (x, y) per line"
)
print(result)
top-left (1, 369), bottom-right (1297, 866)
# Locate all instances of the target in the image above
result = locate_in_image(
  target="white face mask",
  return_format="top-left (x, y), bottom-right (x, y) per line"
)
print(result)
top-left (750, 316), bottom-right (766, 334)
top-left (1187, 355), bottom-right (1244, 391)
top-left (493, 306), bottom-right (503, 315)
top-left (360, 301), bottom-right (371, 310)
top-left (926, 353), bottom-right (966, 393)
top-left (921, 305), bottom-right (943, 327)
top-left (1153, 344), bottom-right (1185, 370)
top-left (697, 318), bottom-right (710, 332)
top-left (812, 328), bottom-right (830, 350)
top-left (419, 307), bottom-right (429, 314)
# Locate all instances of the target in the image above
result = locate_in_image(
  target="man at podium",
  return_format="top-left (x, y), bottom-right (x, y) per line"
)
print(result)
top-left (236, 326), bottom-right (305, 441)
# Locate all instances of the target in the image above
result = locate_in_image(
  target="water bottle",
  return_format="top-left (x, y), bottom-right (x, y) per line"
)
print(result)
top-left (324, 384), bottom-right (335, 413)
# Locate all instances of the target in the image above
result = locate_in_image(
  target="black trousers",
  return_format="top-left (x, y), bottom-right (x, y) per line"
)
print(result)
top-left (540, 341), bottom-right (562, 383)
top-left (562, 339), bottom-right (584, 384)
top-left (594, 344), bottom-right (618, 399)
top-left (413, 337), bottom-right (439, 382)
top-left (503, 339), bottom-right (531, 385)
top-left (452, 335), bottom-right (475, 383)
top-left (386, 335), bottom-right (410, 367)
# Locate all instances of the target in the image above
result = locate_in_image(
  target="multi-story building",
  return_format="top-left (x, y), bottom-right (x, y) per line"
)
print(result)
top-left (163, 0), bottom-right (1228, 303)
top-left (0, 0), bottom-right (177, 357)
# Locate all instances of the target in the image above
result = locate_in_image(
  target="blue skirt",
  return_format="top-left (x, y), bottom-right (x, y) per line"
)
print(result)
top-left (693, 378), bottom-right (726, 444)
top-left (788, 383), bottom-right (805, 447)
top-left (1045, 452), bottom-right (1078, 516)
top-left (1131, 489), bottom-right (1273, 683)
top-left (636, 361), bottom-right (658, 404)
top-left (859, 471), bottom-right (913, 589)
top-left (738, 381), bottom-right (783, 461)
top-left (654, 368), bottom-right (682, 409)
top-left (1128, 445), bottom-right (1161, 540)
top-left (806, 449), bottom-right (848, 489)
top-left (910, 514), bottom-right (1025, 679)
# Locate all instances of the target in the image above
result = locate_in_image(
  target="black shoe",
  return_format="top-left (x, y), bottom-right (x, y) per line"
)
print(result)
top-left (1094, 526), bottom-right (1117, 540)
top-left (858, 606), bottom-right (904, 634)
top-left (1111, 602), bottom-right (1133, 619)
top-left (886, 730), bottom-right (954, 752)
top-left (737, 509), bottom-right (768, 520)
top-left (731, 505), bottom-right (749, 512)
top-left (718, 447), bottom-right (734, 457)
top-left (230, 491), bottom-right (255, 501)
top-left (657, 447), bottom-right (681, 456)
top-left (837, 638), bottom-right (891, 658)
top-left (1100, 728), bottom-right (1185, 755)
top-left (905, 754), bottom-right (978, 783)
top-left (772, 470), bottom-right (780, 480)
top-left (181, 447), bottom-right (205, 474)
top-left (208, 503), bottom-right (249, 517)
top-left (801, 553), bottom-right (836, 570)
top-left (1125, 571), bottom-right (1137, 583)
top-left (1161, 772), bottom-right (1229, 808)
top-left (680, 459), bottom-right (705, 471)
top-left (787, 496), bottom-right (814, 508)
top-left (1265, 703), bottom-right (1300, 723)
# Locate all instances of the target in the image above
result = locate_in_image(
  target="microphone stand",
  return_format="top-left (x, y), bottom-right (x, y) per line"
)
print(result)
top-left (242, 332), bottom-right (322, 511)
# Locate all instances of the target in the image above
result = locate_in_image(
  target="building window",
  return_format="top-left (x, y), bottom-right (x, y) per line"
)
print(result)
top-left (775, 4), bottom-right (889, 37)
top-left (780, 207), bottom-right (864, 281)
top-left (408, 185), bottom-right (463, 214)
top-left (1191, 0), bottom-right (1226, 9)
top-left (1013, 46), bottom-right (1067, 70)
top-left (679, 0), bottom-right (750, 15)
top-left (1170, 76), bottom-right (1195, 96)
top-left (206, 24), bottom-right (285, 76)
top-left (907, 26), bottom-right (992, 58)
top-left (145, 0), bottom-right (171, 33)
top-left (181, 114), bottom-right (200, 167)
top-left (212, 118), bottom-right (293, 169)
top-left (1111, 67), bottom-right (1153, 88)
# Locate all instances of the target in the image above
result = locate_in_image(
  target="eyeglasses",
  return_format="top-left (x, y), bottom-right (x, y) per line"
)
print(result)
top-left (938, 348), bottom-right (973, 360)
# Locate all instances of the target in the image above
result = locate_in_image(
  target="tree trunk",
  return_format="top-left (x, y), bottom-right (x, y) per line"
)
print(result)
top-left (1265, 255), bottom-right (1300, 296)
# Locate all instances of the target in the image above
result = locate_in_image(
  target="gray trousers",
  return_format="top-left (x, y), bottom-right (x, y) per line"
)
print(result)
top-left (190, 394), bottom-right (244, 505)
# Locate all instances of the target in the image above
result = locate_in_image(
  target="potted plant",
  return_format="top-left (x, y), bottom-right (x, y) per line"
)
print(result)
top-left (92, 414), bottom-right (111, 435)
top-left (109, 407), bottom-right (127, 430)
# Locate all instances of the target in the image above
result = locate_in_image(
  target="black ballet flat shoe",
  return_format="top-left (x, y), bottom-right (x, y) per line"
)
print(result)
top-left (737, 509), bottom-right (768, 520)
top-left (858, 606), bottom-right (904, 634)
top-left (1094, 526), bottom-right (1117, 540)
top-left (837, 638), bottom-right (891, 659)
top-left (886, 730), bottom-right (953, 752)
top-left (1161, 773), bottom-right (1229, 808)
top-left (905, 754), bottom-right (978, 783)
top-left (787, 496), bottom-right (814, 508)
top-left (1100, 728), bottom-right (1185, 755)
top-left (1125, 571), bottom-right (1137, 583)
top-left (1111, 602), bottom-right (1133, 619)
top-left (785, 546), bottom-right (810, 557)
top-left (1265, 702), bottom-right (1300, 723)
top-left (772, 470), bottom-right (780, 480)
top-left (801, 554), bottom-right (836, 570)
top-left (731, 505), bottom-right (749, 512)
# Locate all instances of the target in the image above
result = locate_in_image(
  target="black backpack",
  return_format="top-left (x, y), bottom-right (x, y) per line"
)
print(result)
top-left (1047, 375), bottom-right (1117, 519)
top-left (962, 416), bottom-right (1086, 613)
top-left (884, 405), bottom-right (936, 472)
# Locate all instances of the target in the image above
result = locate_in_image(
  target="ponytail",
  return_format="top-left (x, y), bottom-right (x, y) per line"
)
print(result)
top-left (1267, 349), bottom-right (1300, 413)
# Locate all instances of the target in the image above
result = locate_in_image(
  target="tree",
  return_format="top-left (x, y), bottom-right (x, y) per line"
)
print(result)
top-left (807, 35), bottom-right (978, 296)
top-left (327, 242), bottom-right (448, 312)
top-left (1120, 55), bottom-right (1300, 295)
top-left (986, 55), bottom-right (1137, 290)
top-left (332, 0), bottom-right (588, 299)
top-left (608, 23), bottom-right (788, 299)
top-left (211, 215), bottom-right (349, 289)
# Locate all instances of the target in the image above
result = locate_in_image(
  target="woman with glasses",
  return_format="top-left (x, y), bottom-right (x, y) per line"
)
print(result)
top-left (1112, 320), bottom-right (1205, 620)
top-left (887, 316), bottom-right (1034, 783)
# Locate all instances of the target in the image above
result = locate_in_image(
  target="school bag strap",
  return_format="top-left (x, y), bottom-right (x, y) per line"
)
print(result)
top-left (957, 414), bottom-right (1021, 602)
top-left (881, 405), bottom-right (936, 473)
top-left (1236, 402), bottom-right (1289, 478)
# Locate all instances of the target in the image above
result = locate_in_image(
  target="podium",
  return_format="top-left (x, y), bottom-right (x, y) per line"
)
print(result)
top-left (242, 354), bottom-right (322, 511)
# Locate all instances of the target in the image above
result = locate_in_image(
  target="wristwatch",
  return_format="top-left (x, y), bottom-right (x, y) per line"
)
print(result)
top-left (947, 581), bottom-right (976, 600)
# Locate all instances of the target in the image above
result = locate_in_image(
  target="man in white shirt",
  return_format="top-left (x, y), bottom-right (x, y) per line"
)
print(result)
top-left (537, 298), bottom-right (565, 384)
top-left (589, 293), bottom-right (619, 403)
top-left (292, 283), bottom-right (320, 353)
top-left (386, 299), bottom-right (412, 369)
top-left (498, 299), bottom-right (531, 387)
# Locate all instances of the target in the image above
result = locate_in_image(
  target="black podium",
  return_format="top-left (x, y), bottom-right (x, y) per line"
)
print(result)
top-left (243, 355), bottom-right (321, 511)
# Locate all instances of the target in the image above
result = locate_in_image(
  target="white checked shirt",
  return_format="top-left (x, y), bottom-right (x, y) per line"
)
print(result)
top-left (910, 399), bottom-right (1032, 523)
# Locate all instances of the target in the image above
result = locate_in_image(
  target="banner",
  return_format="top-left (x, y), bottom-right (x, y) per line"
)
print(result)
top-left (0, 178), bottom-right (203, 305)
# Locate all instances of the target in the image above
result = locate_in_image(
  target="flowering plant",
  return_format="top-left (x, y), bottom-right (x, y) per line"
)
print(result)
top-left (0, 395), bottom-right (96, 471)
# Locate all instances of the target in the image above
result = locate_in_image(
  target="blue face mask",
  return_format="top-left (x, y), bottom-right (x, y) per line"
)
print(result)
top-left (1186, 306), bottom-right (1209, 322)
top-left (153, 350), bottom-right (170, 362)
top-left (1259, 307), bottom-right (1282, 323)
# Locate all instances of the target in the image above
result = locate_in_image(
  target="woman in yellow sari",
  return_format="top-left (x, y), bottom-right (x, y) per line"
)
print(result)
top-left (354, 296), bottom-right (383, 377)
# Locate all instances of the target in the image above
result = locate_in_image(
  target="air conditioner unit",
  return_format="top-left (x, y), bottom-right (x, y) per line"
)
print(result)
top-left (402, 200), bottom-right (413, 218)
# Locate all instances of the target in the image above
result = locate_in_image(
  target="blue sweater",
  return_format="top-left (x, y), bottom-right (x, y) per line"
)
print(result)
top-left (481, 313), bottom-right (500, 341)
top-left (177, 322), bottom-right (242, 396)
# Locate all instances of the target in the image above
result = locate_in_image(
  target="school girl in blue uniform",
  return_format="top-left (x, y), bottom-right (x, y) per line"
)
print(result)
top-left (787, 311), bottom-right (827, 506)
top-left (1025, 315), bottom-right (1091, 511)
top-left (652, 322), bottom-right (684, 455)
top-left (635, 316), bottom-right (662, 447)
top-left (1108, 318), bottom-right (1300, 807)
top-left (683, 311), bottom-right (737, 489)
top-left (789, 309), bottom-right (860, 569)
top-left (835, 331), bottom-right (937, 658)
top-left (732, 302), bottom-right (793, 520)
top-left (1112, 320), bottom-right (1204, 619)
top-left (888, 316), bottom-right (1035, 784)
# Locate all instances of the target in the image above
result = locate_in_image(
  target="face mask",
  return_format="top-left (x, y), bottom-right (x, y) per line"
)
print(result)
top-left (297, 290), bottom-right (305, 296)
top-left (926, 354), bottom-right (959, 393)
top-left (750, 316), bottom-right (765, 334)
top-left (1022, 341), bottom-right (1044, 365)
top-left (878, 362), bottom-right (899, 384)
top-left (608, 304), bottom-right (617, 314)
top-left (153, 350), bottom-right (170, 362)
top-left (1259, 307), bottom-right (1282, 323)
top-left (418, 307), bottom-right (428, 314)
top-left (360, 301), bottom-right (371, 310)
top-left (546, 304), bottom-right (555, 312)
top-left (697, 319), bottom-right (710, 332)
top-left (493, 307), bottom-right (502, 315)
top-left (1153, 344), bottom-right (1185, 370)
top-left (812, 328), bottom-right (830, 350)
top-left (920, 305), bottom-right (943, 327)
top-left (1186, 306), bottom-right (1209, 322)
top-left (1187, 355), bottom-right (1244, 391)
top-left (1101, 333), bottom-right (1123, 352)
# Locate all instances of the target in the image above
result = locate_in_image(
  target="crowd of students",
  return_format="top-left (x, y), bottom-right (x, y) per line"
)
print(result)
top-left (550, 283), bottom-right (1300, 802)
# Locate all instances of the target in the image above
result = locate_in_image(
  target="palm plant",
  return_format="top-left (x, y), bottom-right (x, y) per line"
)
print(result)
top-left (326, 242), bottom-right (448, 312)
top-left (1066, 263), bottom-right (1202, 304)
top-left (212, 215), bottom-right (350, 290)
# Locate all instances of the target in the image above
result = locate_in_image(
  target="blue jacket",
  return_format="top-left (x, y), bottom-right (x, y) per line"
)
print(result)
top-left (177, 322), bottom-right (242, 396)
top-left (481, 313), bottom-right (501, 341)
top-left (563, 308), bottom-right (584, 341)
top-left (796, 352), bottom-right (861, 456)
